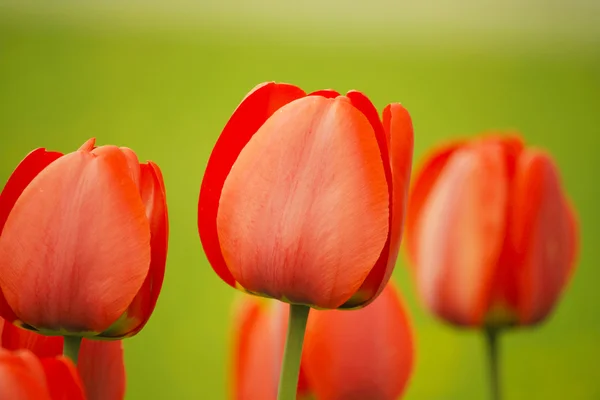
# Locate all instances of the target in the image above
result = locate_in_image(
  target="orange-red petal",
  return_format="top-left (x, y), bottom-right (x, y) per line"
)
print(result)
top-left (217, 96), bottom-right (390, 308)
top-left (41, 357), bottom-right (85, 400)
top-left (78, 138), bottom-right (96, 152)
top-left (102, 162), bottom-right (168, 338)
top-left (509, 150), bottom-right (575, 324)
top-left (118, 147), bottom-right (142, 190)
top-left (232, 297), bottom-right (279, 400)
top-left (0, 148), bottom-right (151, 333)
top-left (405, 140), bottom-right (463, 268)
top-left (302, 283), bottom-right (414, 400)
top-left (338, 92), bottom-right (394, 308)
top-left (374, 103), bottom-right (414, 295)
top-left (78, 340), bottom-right (125, 400)
top-left (0, 320), bottom-right (63, 359)
top-left (0, 349), bottom-right (51, 400)
top-left (0, 148), bottom-right (63, 323)
top-left (198, 82), bottom-right (306, 288)
top-left (415, 143), bottom-right (508, 325)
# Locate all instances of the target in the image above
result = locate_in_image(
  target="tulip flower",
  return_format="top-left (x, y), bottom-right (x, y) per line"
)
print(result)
top-left (231, 282), bottom-right (414, 400)
top-left (199, 82), bottom-right (413, 399)
top-left (302, 282), bottom-right (414, 400)
top-left (0, 348), bottom-right (85, 400)
top-left (1, 317), bottom-right (126, 400)
top-left (0, 138), bottom-right (168, 361)
top-left (199, 82), bottom-right (413, 310)
top-left (405, 135), bottom-right (579, 400)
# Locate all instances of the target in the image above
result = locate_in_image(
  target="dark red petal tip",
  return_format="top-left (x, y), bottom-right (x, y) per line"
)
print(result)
top-left (309, 89), bottom-right (341, 98)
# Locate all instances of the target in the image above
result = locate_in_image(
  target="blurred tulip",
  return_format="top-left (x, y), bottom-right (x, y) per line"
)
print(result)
top-left (405, 135), bottom-right (578, 328)
top-left (0, 317), bottom-right (126, 400)
top-left (231, 296), bottom-right (311, 400)
top-left (199, 82), bottom-right (414, 309)
top-left (0, 348), bottom-right (84, 400)
top-left (231, 282), bottom-right (414, 400)
top-left (302, 283), bottom-right (414, 400)
top-left (0, 138), bottom-right (169, 338)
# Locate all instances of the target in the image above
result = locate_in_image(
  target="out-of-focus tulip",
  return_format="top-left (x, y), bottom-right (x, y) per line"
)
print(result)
top-left (231, 282), bottom-right (414, 400)
top-left (231, 296), bottom-right (310, 400)
top-left (0, 317), bottom-right (126, 400)
top-left (302, 283), bottom-right (414, 400)
top-left (199, 82), bottom-right (414, 309)
top-left (0, 138), bottom-right (169, 338)
top-left (405, 135), bottom-right (579, 327)
top-left (0, 348), bottom-right (85, 400)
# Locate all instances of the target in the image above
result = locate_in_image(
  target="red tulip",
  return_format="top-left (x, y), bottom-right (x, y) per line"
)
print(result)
top-left (405, 135), bottom-right (579, 327)
top-left (231, 297), bottom-right (310, 400)
top-left (0, 348), bottom-right (84, 400)
top-left (302, 283), bottom-right (415, 400)
top-left (0, 138), bottom-right (168, 338)
top-left (0, 317), bottom-right (126, 400)
top-left (199, 82), bottom-right (414, 309)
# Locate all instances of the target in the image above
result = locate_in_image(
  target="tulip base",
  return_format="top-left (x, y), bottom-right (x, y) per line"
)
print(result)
top-left (63, 335), bottom-right (83, 365)
top-left (484, 327), bottom-right (501, 400)
top-left (278, 304), bottom-right (310, 400)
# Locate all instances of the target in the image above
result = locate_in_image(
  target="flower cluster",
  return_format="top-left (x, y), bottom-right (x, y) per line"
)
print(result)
top-left (0, 82), bottom-right (578, 399)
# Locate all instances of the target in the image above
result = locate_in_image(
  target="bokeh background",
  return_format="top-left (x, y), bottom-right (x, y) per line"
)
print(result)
top-left (1, 1), bottom-right (599, 398)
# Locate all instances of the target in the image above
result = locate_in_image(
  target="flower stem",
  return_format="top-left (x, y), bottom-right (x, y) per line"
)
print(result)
top-left (484, 327), bottom-right (501, 400)
top-left (63, 336), bottom-right (83, 365)
top-left (277, 304), bottom-right (310, 400)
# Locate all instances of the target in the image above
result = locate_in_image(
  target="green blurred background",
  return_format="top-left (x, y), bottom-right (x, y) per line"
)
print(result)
top-left (0, 1), bottom-right (598, 398)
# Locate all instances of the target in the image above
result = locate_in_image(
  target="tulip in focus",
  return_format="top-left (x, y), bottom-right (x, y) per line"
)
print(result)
top-left (0, 348), bottom-right (84, 400)
top-left (405, 135), bottom-right (578, 328)
top-left (1, 317), bottom-right (126, 400)
top-left (231, 282), bottom-right (414, 400)
top-left (0, 138), bottom-right (169, 339)
top-left (199, 82), bottom-right (414, 310)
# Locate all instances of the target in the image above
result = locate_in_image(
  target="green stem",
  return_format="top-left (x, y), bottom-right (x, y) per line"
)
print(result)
top-left (63, 336), bottom-right (83, 365)
top-left (484, 328), bottom-right (501, 400)
top-left (277, 304), bottom-right (310, 400)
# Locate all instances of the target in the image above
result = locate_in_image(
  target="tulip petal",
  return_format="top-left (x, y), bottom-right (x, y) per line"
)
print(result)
top-left (118, 147), bottom-right (142, 190)
top-left (1, 321), bottom-right (63, 359)
top-left (0, 349), bottom-right (51, 400)
top-left (510, 150), bottom-right (575, 324)
top-left (103, 162), bottom-right (168, 338)
top-left (405, 141), bottom-right (462, 268)
top-left (0, 148), bottom-right (151, 333)
top-left (232, 297), bottom-right (279, 400)
top-left (309, 89), bottom-right (340, 98)
top-left (78, 340), bottom-right (125, 400)
top-left (199, 82), bottom-right (306, 288)
top-left (217, 96), bottom-right (390, 308)
top-left (303, 283), bottom-right (414, 400)
top-left (382, 104), bottom-right (414, 274)
top-left (417, 144), bottom-right (507, 325)
top-left (78, 138), bottom-right (96, 152)
top-left (0, 148), bottom-right (63, 323)
top-left (360, 103), bottom-right (415, 303)
top-left (337, 91), bottom-right (395, 307)
top-left (41, 357), bottom-right (86, 400)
